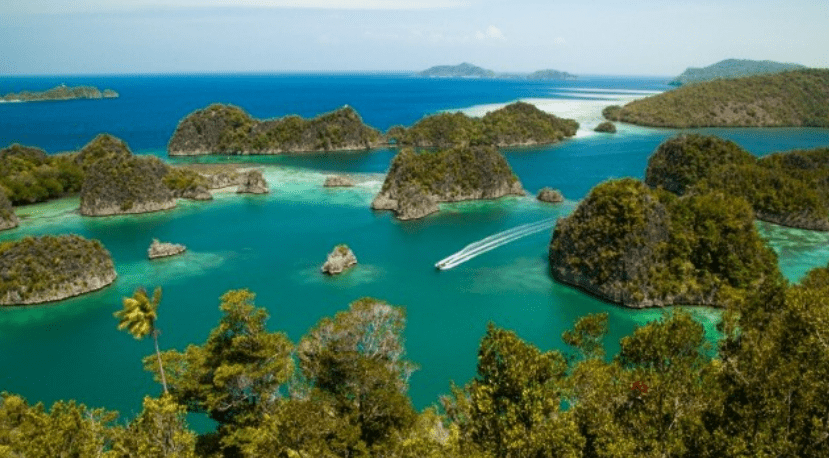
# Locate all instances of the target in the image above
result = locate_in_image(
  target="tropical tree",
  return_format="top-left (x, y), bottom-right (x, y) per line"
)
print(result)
top-left (115, 286), bottom-right (168, 394)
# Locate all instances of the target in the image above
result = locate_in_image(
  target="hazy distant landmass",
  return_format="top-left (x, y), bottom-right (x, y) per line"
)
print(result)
top-left (669, 59), bottom-right (807, 86)
top-left (603, 69), bottom-right (829, 128)
top-left (0, 84), bottom-right (118, 103)
top-left (418, 63), bottom-right (577, 80)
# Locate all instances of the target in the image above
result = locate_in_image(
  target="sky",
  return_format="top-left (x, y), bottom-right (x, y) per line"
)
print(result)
top-left (1, 0), bottom-right (828, 76)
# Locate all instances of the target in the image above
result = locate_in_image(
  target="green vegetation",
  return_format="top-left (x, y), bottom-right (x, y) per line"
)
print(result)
top-left (0, 192), bottom-right (15, 226)
top-left (0, 234), bottom-right (116, 306)
top-left (115, 287), bottom-right (169, 394)
top-left (669, 58), bottom-right (807, 86)
top-left (391, 102), bottom-right (578, 148)
top-left (593, 121), bottom-right (616, 133)
top-left (549, 178), bottom-right (780, 307)
top-left (646, 134), bottom-right (829, 230)
top-left (605, 69), bottom-right (829, 127)
top-left (0, 144), bottom-right (84, 205)
top-left (0, 84), bottom-right (119, 102)
top-left (5, 273), bottom-right (829, 456)
top-left (168, 104), bottom-right (383, 155)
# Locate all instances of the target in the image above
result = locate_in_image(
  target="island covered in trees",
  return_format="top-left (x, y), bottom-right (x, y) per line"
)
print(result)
top-left (417, 62), bottom-right (577, 80)
top-left (0, 84), bottom-right (118, 103)
top-left (0, 235), bottom-right (116, 305)
top-left (669, 58), bottom-right (807, 86)
top-left (388, 102), bottom-right (579, 148)
top-left (167, 104), bottom-right (384, 155)
top-left (603, 69), bottom-right (829, 128)
top-left (372, 146), bottom-right (524, 220)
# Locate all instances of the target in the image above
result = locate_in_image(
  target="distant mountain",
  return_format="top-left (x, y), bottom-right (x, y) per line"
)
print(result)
top-left (418, 63), bottom-right (496, 78)
top-left (527, 69), bottom-right (577, 80)
top-left (417, 63), bottom-right (577, 80)
top-left (670, 59), bottom-right (807, 86)
top-left (0, 84), bottom-right (118, 102)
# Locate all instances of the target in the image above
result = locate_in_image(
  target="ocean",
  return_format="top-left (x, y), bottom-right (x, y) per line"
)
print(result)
top-left (1, 74), bottom-right (829, 421)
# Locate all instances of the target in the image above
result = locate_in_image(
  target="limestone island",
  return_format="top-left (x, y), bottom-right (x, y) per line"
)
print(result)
top-left (372, 146), bottom-right (525, 220)
top-left (536, 187), bottom-right (564, 203)
top-left (79, 135), bottom-right (177, 216)
top-left (0, 235), bottom-right (117, 306)
top-left (645, 134), bottom-right (829, 231)
top-left (417, 63), bottom-right (577, 80)
top-left (321, 244), bottom-right (358, 275)
top-left (0, 193), bottom-right (19, 231)
top-left (603, 69), bottom-right (829, 128)
top-left (1, 84), bottom-right (118, 103)
top-left (148, 239), bottom-right (186, 260)
top-left (669, 58), bottom-right (806, 86)
top-left (594, 122), bottom-right (616, 133)
top-left (324, 175), bottom-right (356, 187)
top-left (388, 102), bottom-right (579, 149)
top-left (549, 178), bottom-right (780, 309)
top-left (167, 104), bottom-right (383, 155)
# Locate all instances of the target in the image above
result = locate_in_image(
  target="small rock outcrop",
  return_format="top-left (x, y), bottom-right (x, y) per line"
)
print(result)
top-left (0, 193), bottom-right (19, 231)
top-left (536, 187), bottom-right (564, 203)
top-left (148, 239), bottom-right (186, 260)
top-left (321, 244), bottom-right (358, 275)
top-left (324, 175), bottom-right (356, 187)
top-left (594, 122), bottom-right (617, 133)
top-left (0, 235), bottom-right (117, 306)
top-left (236, 170), bottom-right (269, 194)
top-left (167, 104), bottom-right (383, 155)
top-left (372, 146), bottom-right (525, 220)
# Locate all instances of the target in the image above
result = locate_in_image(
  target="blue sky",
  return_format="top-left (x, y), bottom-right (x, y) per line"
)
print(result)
top-left (1, 0), bottom-right (827, 75)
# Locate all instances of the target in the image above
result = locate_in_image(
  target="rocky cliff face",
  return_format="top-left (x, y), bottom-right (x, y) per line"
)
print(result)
top-left (168, 104), bottom-right (383, 155)
top-left (372, 146), bottom-right (524, 220)
top-left (0, 193), bottom-right (18, 231)
top-left (0, 235), bottom-right (117, 306)
top-left (79, 136), bottom-right (176, 216)
top-left (236, 170), bottom-right (269, 194)
top-left (321, 244), bottom-right (358, 275)
top-left (549, 178), bottom-right (780, 308)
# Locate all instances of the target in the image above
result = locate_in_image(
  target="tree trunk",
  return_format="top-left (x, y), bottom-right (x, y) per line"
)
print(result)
top-left (154, 330), bottom-right (169, 394)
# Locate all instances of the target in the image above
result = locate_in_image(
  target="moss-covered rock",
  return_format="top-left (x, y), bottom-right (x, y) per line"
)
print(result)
top-left (235, 170), bottom-right (269, 194)
top-left (0, 235), bottom-right (117, 305)
top-left (605, 69), bottom-right (829, 128)
top-left (549, 178), bottom-right (780, 308)
top-left (391, 102), bottom-right (578, 148)
top-left (372, 146), bottom-right (524, 220)
top-left (537, 187), bottom-right (564, 203)
top-left (321, 244), bottom-right (358, 275)
top-left (594, 122), bottom-right (616, 133)
top-left (167, 104), bottom-right (383, 155)
top-left (645, 134), bottom-right (829, 230)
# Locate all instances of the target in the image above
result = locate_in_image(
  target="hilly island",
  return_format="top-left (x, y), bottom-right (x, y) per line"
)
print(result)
top-left (603, 69), bottom-right (829, 128)
top-left (1, 84), bottom-right (118, 103)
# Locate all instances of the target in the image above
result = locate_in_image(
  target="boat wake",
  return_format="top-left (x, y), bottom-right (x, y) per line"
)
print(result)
top-left (435, 218), bottom-right (557, 270)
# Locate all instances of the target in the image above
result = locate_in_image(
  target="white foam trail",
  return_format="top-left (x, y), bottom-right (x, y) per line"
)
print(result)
top-left (436, 219), bottom-right (556, 270)
top-left (559, 88), bottom-right (664, 95)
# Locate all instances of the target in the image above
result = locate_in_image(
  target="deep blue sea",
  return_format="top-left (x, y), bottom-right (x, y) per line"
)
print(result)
top-left (1, 74), bottom-right (829, 422)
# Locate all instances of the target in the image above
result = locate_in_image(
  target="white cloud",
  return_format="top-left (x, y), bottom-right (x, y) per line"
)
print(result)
top-left (476, 25), bottom-right (505, 41)
top-left (553, 36), bottom-right (566, 46)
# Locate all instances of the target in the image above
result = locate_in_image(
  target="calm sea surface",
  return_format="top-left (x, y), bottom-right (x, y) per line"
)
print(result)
top-left (1, 74), bottom-right (828, 419)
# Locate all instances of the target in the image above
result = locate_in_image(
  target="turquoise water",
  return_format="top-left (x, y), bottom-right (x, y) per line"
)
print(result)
top-left (1, 75), bottom-right (828, 419)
